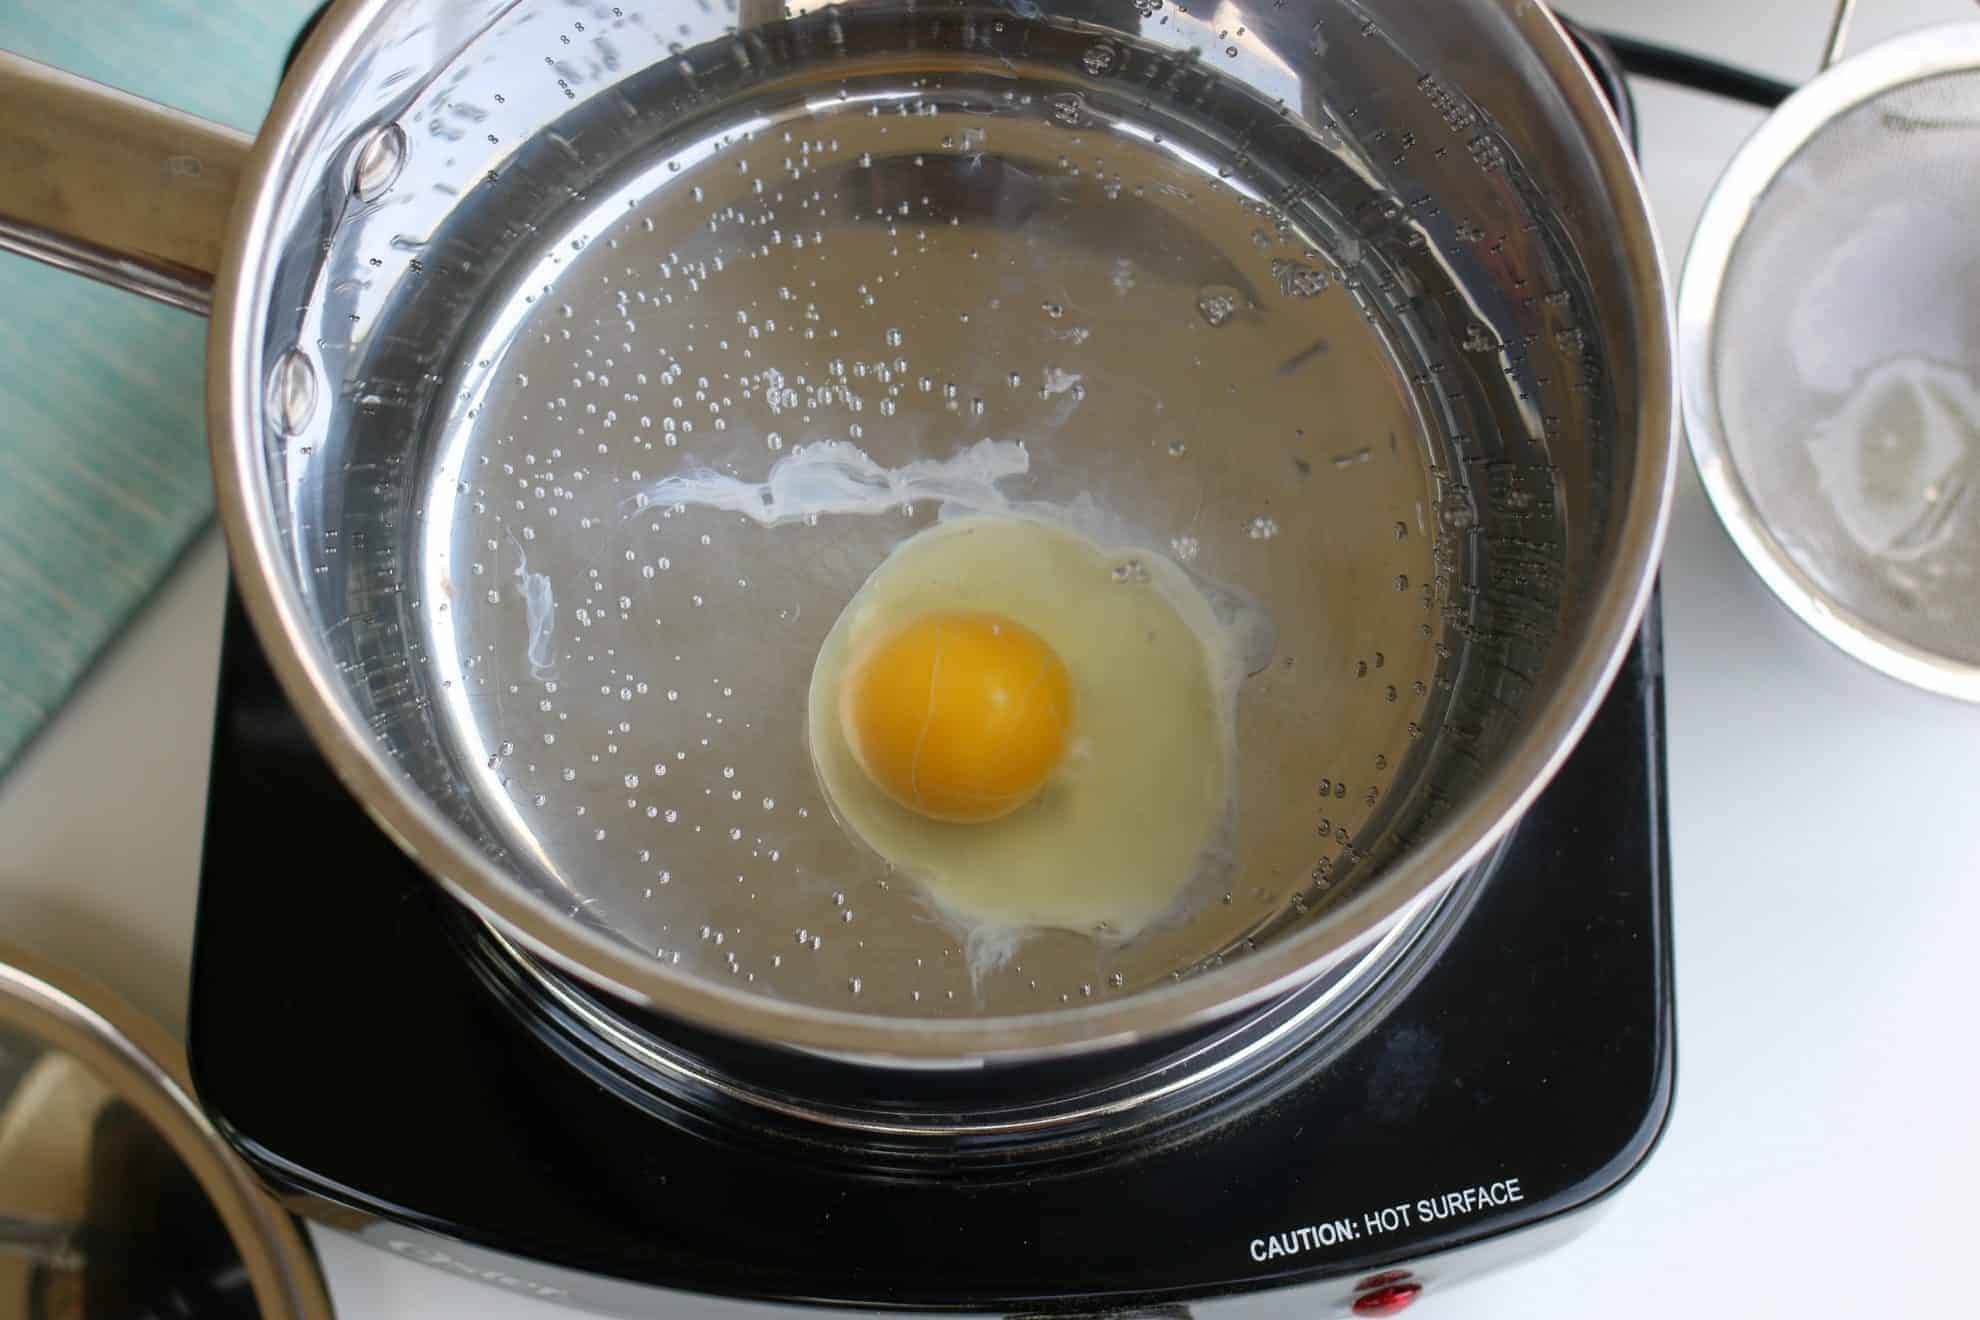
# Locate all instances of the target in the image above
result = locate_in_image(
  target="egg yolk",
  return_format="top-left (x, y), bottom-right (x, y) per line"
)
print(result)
top-left (839, 611), bottom-right (1074, 824)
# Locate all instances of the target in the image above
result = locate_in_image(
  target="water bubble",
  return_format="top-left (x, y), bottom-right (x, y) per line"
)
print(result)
top-left (1196, 285), bottom-right (1242, 327)
top-left (1247, 515), bottom-right (1279, 540)
top-left (1082, 42), bottom-right (1117, 74)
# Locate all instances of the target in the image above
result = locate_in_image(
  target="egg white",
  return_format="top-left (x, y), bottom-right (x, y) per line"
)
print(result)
top-left (808, 514), bottom-right (1252, 970)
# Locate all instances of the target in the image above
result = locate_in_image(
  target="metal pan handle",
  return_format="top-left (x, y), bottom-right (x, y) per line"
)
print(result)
top-left (0, 52), bottom-right (250, 316)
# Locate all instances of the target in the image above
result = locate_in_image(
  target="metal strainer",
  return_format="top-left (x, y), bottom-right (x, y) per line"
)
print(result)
top-left (1681, 8), bottom-right (1980, 700)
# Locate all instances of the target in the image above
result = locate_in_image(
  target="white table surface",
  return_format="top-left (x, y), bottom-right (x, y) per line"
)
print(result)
top-left (5, 2), bottom-right (1978, 1314)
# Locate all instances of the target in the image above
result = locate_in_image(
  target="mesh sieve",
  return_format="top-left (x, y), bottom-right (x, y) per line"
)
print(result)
top-left (1682, 17), bottom-right (1980, 699)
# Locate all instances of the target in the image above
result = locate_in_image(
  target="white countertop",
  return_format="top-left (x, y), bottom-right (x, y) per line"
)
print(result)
top-left (5, 2), bottom-right (1978, 1315)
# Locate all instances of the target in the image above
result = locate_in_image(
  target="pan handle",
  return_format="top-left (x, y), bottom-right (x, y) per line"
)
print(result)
top-left (0, 51), bottom-right (251, 317)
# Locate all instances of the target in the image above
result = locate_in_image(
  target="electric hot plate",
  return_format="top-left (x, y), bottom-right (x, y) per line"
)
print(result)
top-left (188, 20), bottom-right (1670, 1317)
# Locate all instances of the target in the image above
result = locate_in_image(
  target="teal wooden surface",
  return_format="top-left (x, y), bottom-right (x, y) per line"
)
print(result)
top-left (0, 0), bottom-right (318, 773)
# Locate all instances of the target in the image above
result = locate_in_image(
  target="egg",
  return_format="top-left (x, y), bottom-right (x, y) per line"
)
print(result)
top-left (637, 439), bottom-right (1267, 963)
top-left (808, 514), bottom-right (1252, 951)
top-left (838, 610), bottom-right (1075, 824)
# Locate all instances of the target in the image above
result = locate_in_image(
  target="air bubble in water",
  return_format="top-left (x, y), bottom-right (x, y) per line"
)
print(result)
top-left (1196, 285), bottom-right (1241, 327)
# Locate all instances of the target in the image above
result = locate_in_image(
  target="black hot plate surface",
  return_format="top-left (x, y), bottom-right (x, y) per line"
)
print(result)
top-left (189, 586), bottom-right (1670, 1309)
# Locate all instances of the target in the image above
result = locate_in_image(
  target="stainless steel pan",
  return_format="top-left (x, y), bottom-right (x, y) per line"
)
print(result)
top-left (0, 0), bottom-right (1673, 1066)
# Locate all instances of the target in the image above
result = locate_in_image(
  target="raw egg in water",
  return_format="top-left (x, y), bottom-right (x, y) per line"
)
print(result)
top-left (809, 513), bottom-right (1261, 958)
top-left (638, 439), bottom-right (1268, 968)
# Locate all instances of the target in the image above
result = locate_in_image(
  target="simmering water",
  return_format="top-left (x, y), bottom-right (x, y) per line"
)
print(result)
top-left (384, 18), bottom-right (1580, 1017)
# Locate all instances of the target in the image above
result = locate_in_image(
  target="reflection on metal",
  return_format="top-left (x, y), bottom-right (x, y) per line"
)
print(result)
top-left (473, 862), bottom-right (1450, 1150)
top-left (350, 122), bottom-right (407, 201)
top-left (268, 347), bottom-right (320, 438)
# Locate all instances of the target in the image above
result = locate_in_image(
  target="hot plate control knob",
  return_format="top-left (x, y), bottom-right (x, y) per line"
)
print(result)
top-left (1350, 1281), bottom-right (1423, 1316)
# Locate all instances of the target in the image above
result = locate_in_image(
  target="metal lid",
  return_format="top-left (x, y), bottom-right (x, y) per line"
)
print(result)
top-left (0, 945), bottom-right (334, 1320)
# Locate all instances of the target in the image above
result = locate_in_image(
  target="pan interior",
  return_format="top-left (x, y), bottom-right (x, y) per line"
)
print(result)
top-left (279, 4), bottom-right (1623, 1027)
